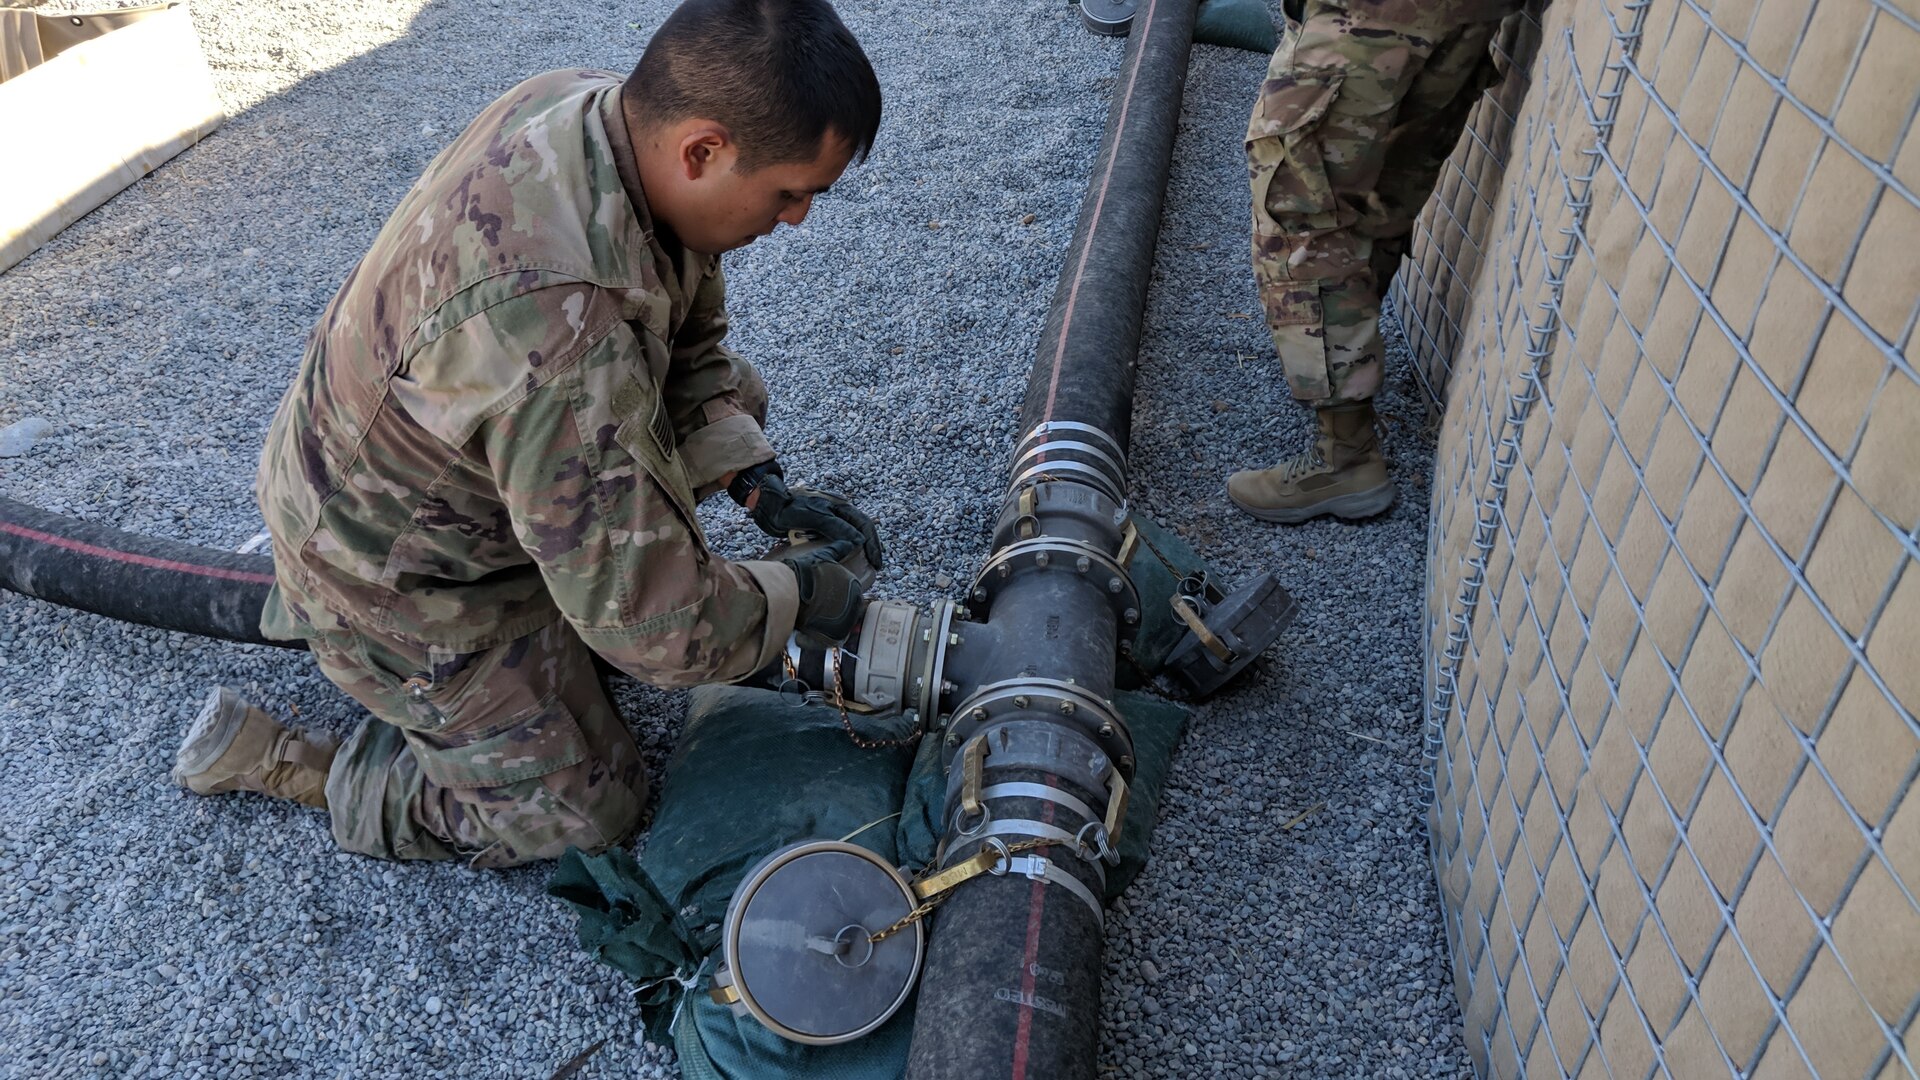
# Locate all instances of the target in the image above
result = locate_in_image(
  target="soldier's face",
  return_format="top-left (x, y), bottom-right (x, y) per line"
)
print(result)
top-left (673, 129), bottom-right (855, 253)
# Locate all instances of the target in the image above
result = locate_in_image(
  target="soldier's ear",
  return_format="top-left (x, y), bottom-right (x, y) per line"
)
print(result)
top-left (678, 123), bottom-right (734, 181)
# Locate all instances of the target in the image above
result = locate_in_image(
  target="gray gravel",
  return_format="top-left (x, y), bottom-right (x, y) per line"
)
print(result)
top-left (0, 0), bottom-right (1471, 1076)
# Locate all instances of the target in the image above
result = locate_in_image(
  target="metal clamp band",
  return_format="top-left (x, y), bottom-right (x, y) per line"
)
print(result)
top-left (1017, 420), bottom-right (1125, 464)
top-left (979, 782), bottom-right (1099, 825)
top-left (942, 819), bottom-right (1108, 886)
top-left (1008, 459), bottom-right (1125, 503)
top-left (1000, 855), bottom-right (1105, 929)
top-left (950, 817), bottom-right (1084, 854)
top-left (1012, 439), bottom-right (1126, 489)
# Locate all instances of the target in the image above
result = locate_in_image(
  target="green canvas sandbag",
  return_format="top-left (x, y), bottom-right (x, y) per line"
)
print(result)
top-left (552, 683), bottom-right (1189, 1079)
top-left (640, 685), bottom-right (919, 940)
top-left (1118, 514), bottom-right (1218, 690)
top-left (548, 845), bottom-right (705, 1046)
top-left (549, 684), bottom-right (919, 1057)
top-left (674, 952), bottom-right (918, 1080)
top-left (1193, 0), bottom-right (1278, 53)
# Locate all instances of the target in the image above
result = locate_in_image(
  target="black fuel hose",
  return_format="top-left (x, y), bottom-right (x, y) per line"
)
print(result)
top-left (908, 0), bottom-right (1197, 1075)
top-left (1015, 0), bottom-right (1194, 459)
top-left (0, 495), bottom-right (297, 648)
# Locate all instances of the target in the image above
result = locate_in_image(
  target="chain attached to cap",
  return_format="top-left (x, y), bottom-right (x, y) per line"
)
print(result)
top-left (866, 837), bottom-right (1058, 944)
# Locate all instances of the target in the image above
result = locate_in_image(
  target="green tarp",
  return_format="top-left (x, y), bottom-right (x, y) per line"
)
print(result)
top-left (549, 684), bottom-right (1189, 1079)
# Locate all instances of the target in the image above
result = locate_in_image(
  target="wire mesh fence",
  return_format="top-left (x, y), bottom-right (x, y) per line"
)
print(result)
top-left (1393, 0), bottom-right (1920, 1076)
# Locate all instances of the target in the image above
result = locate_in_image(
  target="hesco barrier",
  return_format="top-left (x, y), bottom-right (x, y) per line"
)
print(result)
top-left (1393, 0), bottom-right (1919, 1077)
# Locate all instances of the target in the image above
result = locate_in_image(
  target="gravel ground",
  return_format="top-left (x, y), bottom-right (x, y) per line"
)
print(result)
top-left (0, 0), bottom-right (1471, 1076)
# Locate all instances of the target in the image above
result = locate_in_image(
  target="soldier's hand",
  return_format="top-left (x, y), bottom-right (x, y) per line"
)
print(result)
top-left (781, 549), bottom-right (865, 646)
top-left (732, 462), bottom-right (885, 570)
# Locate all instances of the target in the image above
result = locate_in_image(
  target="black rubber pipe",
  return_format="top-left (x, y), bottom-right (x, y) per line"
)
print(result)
top-left (907, 0), bottom-right (1196, 1074)
top-left (0, 495), bottom-right (296, 648)
top-left (908, 571), bottom-right (1120, 1080)
top-left (1015, 0), bottom-right (1195, 455)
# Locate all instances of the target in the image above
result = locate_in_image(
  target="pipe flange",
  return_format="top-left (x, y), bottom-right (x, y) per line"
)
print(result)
top-left (944, 677), bottom-right (1134, 771)
top-left (913, 598), bottom-right (957, 718)
top-left (965, 538), bottom-right (1139, 626)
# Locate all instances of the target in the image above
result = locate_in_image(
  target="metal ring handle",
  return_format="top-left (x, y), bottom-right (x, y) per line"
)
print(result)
top-left (954, 801), bottom-right (993, 838)
top-left (981, 836), bottom-right (1013, 875)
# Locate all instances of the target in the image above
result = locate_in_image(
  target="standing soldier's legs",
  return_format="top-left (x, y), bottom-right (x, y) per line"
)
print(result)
top-left (1230, 0), bottom-right (1516, 524)
top-left (175, 619), bottom-right (648, 868)
top-left (1362, 14), bottom-right (1517, 295)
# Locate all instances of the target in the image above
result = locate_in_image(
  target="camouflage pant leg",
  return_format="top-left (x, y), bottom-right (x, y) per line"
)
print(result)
top-left (1364, 15), bottom-right (1516, 289)
top-left (1248, 0), bottom-right (1519, 407)
top-left (312, 619), bottom-right (648, 867)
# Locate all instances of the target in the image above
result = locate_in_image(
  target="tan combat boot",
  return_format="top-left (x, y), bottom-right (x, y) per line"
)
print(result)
top-left (1227, 402), bottom-right (1395, 524)
top-left (171, 687), bottom-right (337, 809)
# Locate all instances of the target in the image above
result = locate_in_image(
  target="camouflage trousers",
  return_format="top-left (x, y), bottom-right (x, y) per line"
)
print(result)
top-left (310, 617), bottom-right (648, 868)
top-left (1248, 0), bottom-right (1522, 407)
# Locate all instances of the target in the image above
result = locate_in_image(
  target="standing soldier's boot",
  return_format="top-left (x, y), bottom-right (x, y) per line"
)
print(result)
top-left (172, 687), bottom-right (337, 809)
top-left (1227, 402), bottom-right (1395, 524)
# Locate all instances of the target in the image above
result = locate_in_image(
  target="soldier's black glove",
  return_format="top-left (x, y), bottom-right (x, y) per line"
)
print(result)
top-left (780, 548), bottom-right (865, 645)
top-left (730, 460), bottom-right (885, 570)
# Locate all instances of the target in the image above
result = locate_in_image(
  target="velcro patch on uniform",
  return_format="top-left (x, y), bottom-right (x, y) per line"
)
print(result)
top-left (609, 377), bottom-right (646, 422)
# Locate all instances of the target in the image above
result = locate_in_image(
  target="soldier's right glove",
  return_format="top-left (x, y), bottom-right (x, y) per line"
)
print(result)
top-left (731, 460), bottom-right (886, 570)
top-left (780, 548), bottom-right (865, 646)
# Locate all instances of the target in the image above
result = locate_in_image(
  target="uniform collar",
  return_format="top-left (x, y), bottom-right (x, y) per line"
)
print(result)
top-left (601, 86), bottom-right (656, 240)
top-left (599, 85), bottom-right (710, 298)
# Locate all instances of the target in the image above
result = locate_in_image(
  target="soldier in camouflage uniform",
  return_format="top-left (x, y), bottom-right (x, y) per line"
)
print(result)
top-left (171, 0), bottom-right (887, 867)
top-left (1229, 0), bottom-right (1523, 523)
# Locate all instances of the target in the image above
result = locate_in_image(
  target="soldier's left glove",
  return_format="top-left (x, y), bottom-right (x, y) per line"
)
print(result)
top-left (730, 460), bottom-right (886, 570)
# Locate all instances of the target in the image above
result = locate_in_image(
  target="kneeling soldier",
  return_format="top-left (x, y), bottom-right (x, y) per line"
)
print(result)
top-left (175, 0), bottom-right (886, 867)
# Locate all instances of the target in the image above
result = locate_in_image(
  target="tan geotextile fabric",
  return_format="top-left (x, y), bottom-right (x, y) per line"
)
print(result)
top-left (0, 4), bottom-right (224, 272)
top-left (1394, 0), bottom-right (1920, 1076)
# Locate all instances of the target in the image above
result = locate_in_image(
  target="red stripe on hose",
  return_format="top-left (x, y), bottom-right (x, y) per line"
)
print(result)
top-left (1038, 0), bottom-right (1162, 438)
top-left (0, 520), bottom-right (277, 585)
top-left (1010, 780), bottom-right (1064, 1080)
top-left (1009, 875), bottom-right (1048, 1079)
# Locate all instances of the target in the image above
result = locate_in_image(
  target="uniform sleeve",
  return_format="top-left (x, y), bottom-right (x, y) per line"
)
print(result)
top-left (661, 263), bottom-right (775, 490)
top-left (477, 321), bottom-right (797, 688)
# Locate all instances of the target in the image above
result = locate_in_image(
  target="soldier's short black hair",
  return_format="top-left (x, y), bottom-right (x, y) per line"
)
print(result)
top-left (622, 0), bottom-right (881, 171)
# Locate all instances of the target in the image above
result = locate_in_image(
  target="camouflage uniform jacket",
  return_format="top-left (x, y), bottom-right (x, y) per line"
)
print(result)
top-left (256, 69), bottom-right (798, 687)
